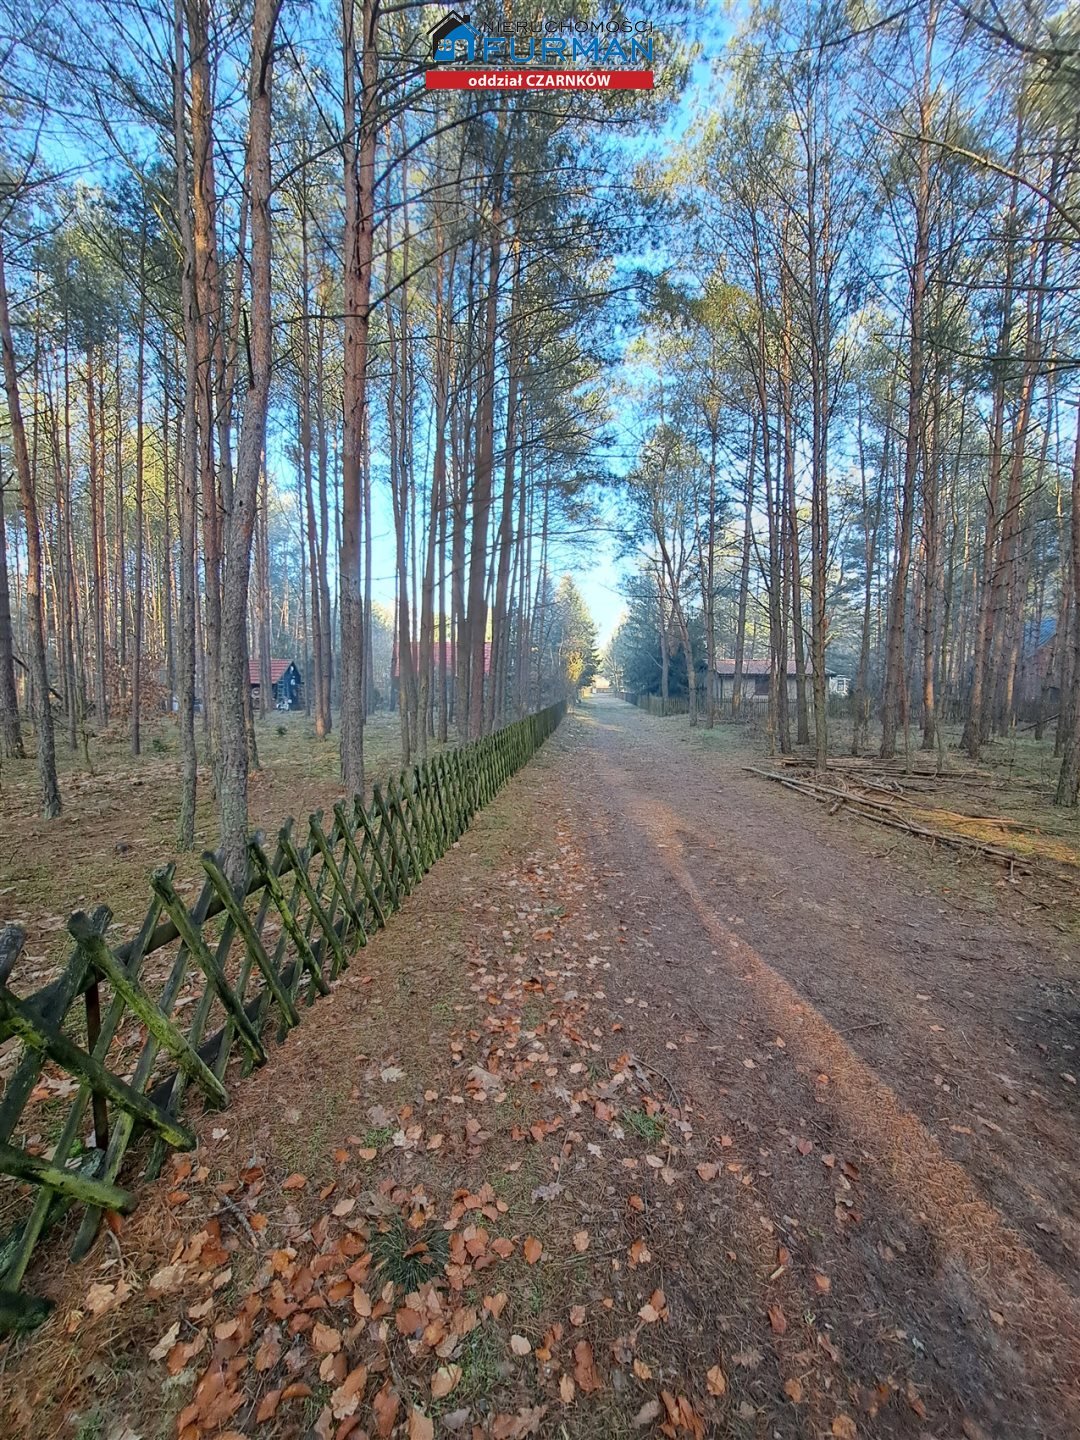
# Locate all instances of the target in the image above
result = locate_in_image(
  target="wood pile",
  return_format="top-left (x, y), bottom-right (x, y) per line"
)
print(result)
top-left (747, 765), bottom-right (1033, 872)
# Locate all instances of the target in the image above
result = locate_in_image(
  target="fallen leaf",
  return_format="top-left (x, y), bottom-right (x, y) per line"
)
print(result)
top-left (149, 1321), bottom-right (180, 1361)
top-left (396, 1306), bottom-right (423, 1335)
top-left (784, 1378), bottom-right (803, 1404)
top-left (331, 1365), bottom-right (368, 1419)
top-left (511, 1334), bottom-right (532, 1356)
top-left (256, 1389), bottom-right (282, 1422)
top-left (696, 1162), bottom-right (719, 1182)
top-left (569, 1304), bottom-right (586, 1326)
top-left (373, 1382), bottom-right (401, 1439)
top-left (84, 1280), bottom-right (131, 1318)
top-left (408, 1407), bottom-right (434, 1440)
top-left (559, 1373), bottom-right (576, 1403)
top-left (255, 1332), bottom-right (282, 1371)
top-left (573, 1230), bottom-right (590, 1252)
top-left (634, 1399), bottom-right (661, 1427)
top-left (832, 1417), bottom-right (857, 1438)
top-left (706, 1364), bottom-right (726, 1396)
top-left (312, 1322), bottom-right (342, 1354)
top-left (574, 1339), bottom-right (602, 1393)
top-left (767, 1304), bottom-right (787, 1335)
top-left (523, 1236), bottom-right (543, 1264)
top-left (282, 1172), bottom-right (307, 1190)
top-left (431, 1364), bottom-right (462, 1400)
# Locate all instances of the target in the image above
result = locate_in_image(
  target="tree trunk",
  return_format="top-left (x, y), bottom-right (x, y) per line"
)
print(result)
top-left (0, 239), bottom-right (60, 815)
top-left (173, 0), bottom-right (199, 848)
top-left (216, 0), bottom-right (280, 884)
top-left (339, 0), bottom-right (376, 795)
top-left (0, 479), bottom-right (24, 758)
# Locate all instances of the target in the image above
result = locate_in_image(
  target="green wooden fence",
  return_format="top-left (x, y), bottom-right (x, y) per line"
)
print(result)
top-left (0, 702), bottom-right (564, 1333)
top-left (620, 691), bottom-right (690, 718)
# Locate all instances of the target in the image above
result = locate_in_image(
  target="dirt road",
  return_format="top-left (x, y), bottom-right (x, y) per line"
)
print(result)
top-left (555, 697), bottom-right (1080, 1438)
top-left (6, 698), bottom-right (1079, 1440)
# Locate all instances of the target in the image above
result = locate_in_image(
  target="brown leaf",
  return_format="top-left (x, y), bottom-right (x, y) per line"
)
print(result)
top-left (396, 1306), bottom-right (423, 1335)
top-left (696, 1163), bottom-right (719, 1182)
top-left (311, 1322), bottom-right (342, 1354)
top-left (559, 1373), bottom-right (576, 1403)
top-left (767, 1304), bottom-right (787, 1336)
top-left (148, 1321), bottom-right (180, 1362)
top-left (281, 1382), bottom-right (314, 1401)
top-left (706, 1364), bottom-right (726, 1396)
top-left (569, 1304), bottom-right (586, 1326)
top-left (905, 1380), bottom-right (927, 1420)
top-left (510, 1334), bottom-right (532, 1356)
top-left (573, 1340), bottom-right (603, 1396)
top-left (634, 1399), bottom-right (662, 1427)
top-left (282, 1172), bottom-right (307, 1190)
top-left (331, 1365), bottom-right (368, 1420)
top-left (408, 1407), bottom-right (434, 1440)
top-left (484, 1292), bottom-right (509, 1319)
top-left (629, 1239), bottom-right (652, 1266)
top-left (572, 1230), bottom-right (590, 1253)
top-left (256, 1388), bottom-right (282, 1422)
top-left (832, 1416), bottom-right (857, 1439)
top-left (523, 1235), bottom-right (543, 1264)
top-left (85, 1279), bottom-right (132, 1317)
top-left (255, 1331), bottom-right (282, 1371)
top-left (784, 1378), bottom-right (803, 1404)
top-left (373, 1381), bottom-right (401, 1439)
top-left (431, 1364), bottom-right (462, 1400)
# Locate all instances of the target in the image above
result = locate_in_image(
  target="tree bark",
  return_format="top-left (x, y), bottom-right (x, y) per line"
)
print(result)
top-left (0, 239), bottom-right (60, 815)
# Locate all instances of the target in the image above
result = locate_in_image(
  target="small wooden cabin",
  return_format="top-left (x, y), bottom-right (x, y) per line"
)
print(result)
top-left (712, 658), bottom-right (837, 704)
top-left (249, 659), bottom-right (303, 711)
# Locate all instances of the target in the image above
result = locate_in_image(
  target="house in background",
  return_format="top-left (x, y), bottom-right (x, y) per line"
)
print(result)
top-left (712, 657), bottom-right (838, 705)
top-left (1017, 621), bottom-right (1060, 713)
top-left (249, 659), bottom-right (304, 711)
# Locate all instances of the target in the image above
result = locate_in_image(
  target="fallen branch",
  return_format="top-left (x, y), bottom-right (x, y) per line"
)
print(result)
top-left (746, 767), bottom-right (1033, 872)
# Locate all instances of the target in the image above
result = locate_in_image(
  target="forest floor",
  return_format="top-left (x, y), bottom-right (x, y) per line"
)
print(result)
top-left (2, 696), bottom-right (1080, 1440)
top-left (0, 710), bottom-right (425, 998)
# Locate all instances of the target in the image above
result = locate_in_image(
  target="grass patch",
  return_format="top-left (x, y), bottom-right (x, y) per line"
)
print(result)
top-left (454, 1322), bottom-right (505, 1401)
top-left (623, 1109), bottom-right (665, 1144)
top-left (72, 1413), bottom-right (103, 1440)
top-left (370, 1217), bottom-right (450, 1291)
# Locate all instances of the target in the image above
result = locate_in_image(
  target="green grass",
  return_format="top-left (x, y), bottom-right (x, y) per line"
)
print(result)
top-left (72, 1412), bottom-right (103, 1440)
top-left (370, 1216), bottom-right (450, 1291)
top-left (623, 1109), bottom-right (665, 1144)
top-left (454, 1322), bottom-right (505, 1401)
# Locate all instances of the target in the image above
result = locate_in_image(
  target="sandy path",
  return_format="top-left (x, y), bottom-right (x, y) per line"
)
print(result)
top-left (5, 698), bottom-right (1079, 1440)
top-left (552, 697), bottom-right (1080, 1437)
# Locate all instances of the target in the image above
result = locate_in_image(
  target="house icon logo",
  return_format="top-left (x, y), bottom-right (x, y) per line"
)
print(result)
top-left (429, 10), bottom-right (476, 62)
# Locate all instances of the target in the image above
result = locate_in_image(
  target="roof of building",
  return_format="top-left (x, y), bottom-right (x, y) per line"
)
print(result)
top-left (713, 658), bottom-right (834, 677)
top-left (392, 638), bottom-right (492, 676)
top-left (248, 659), bottom-right (297, 686)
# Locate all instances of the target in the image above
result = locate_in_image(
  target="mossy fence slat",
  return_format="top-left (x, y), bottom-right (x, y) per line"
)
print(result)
top-left (620, 691), bottom-right (690, 718)
top-left (0, 701), bottom-right (565, 1332)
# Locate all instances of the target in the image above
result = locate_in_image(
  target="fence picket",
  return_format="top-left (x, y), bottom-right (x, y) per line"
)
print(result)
top-left (0, 701), bottom-right (565, 1330)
